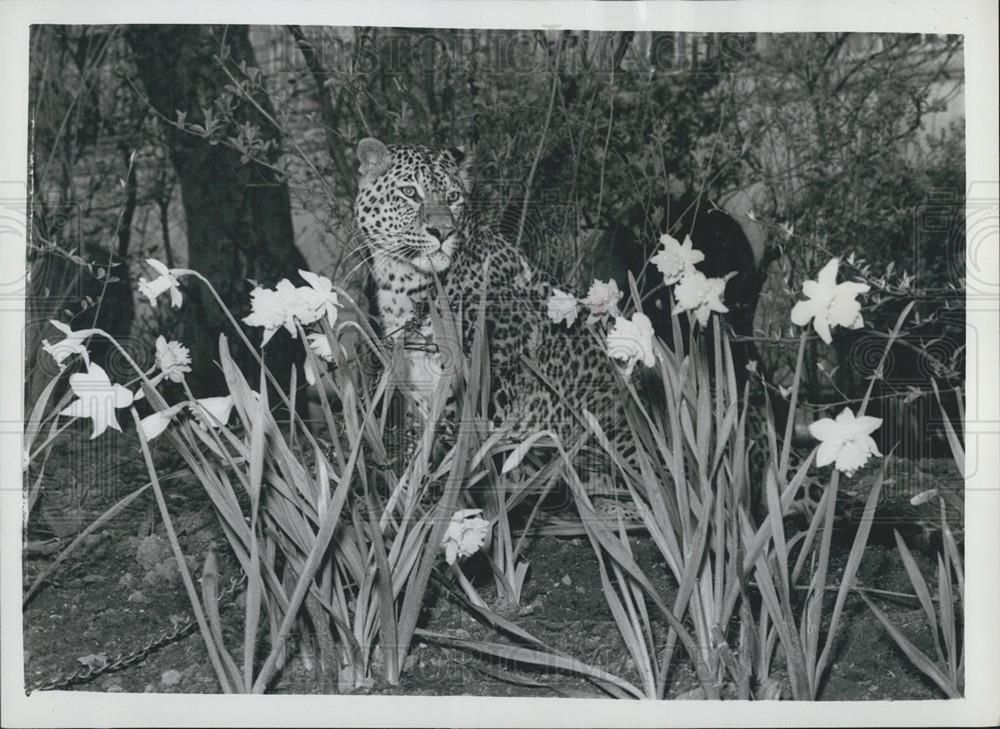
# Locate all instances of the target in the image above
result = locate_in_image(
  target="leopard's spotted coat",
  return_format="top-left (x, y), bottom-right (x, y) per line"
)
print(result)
top-left (354, 138), bottom-right (631, 468)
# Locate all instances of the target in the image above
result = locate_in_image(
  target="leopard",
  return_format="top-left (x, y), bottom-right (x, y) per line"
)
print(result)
top-left (353, 137), bottom-right (643, 515)
top-left (352, 138), bottom-right (824, 529)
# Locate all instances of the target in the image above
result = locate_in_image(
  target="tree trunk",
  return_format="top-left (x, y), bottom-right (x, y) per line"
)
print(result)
top-left (126, 25), bottom-right (306, 395)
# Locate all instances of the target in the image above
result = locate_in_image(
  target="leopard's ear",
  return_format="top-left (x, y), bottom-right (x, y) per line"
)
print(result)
top-left (448, 145), bottom-right (474, 191)
top-left (357, 137), bottom-right (392, 182)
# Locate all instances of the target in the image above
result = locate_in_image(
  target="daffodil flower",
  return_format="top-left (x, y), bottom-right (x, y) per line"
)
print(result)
top-left (244, 279), bottom-right (314, 345)
top-left (137, 259), bottom-right (184, 308)
top-left (790, 258), bottom-right (870, 344)
top-left (808, 407), bottom-right (883, 477)
top-left (650, 233), bottom-right (705, 286)
top-left (583, 278), bottom-right (622, 325)
top-left (304, 332), bottom-right (336, 386)
top-left (138, 395), bottom-right (235, 441)
top-left (546, 288), bottom-right (579, 327)
top-left (138, 402), bottom-right (185, 441)
top-left (672, 270), bottom-right (729, 326)
top-left (192, 395), bottom-right (236, 430)
top-left (154, 336), bottom-right (192, 383)
top-left (244, 284), bottom-right (290, 345)
top-left (441, 509), bottom-right (491, 565)
top-left (41, 320), bottom-right (94, 369)
top-left (606, 312), bottom-right (656, 376)
top-left (298, 270), bottom-right (340, 328)
top-left (58, 363), bottom-right (135, 439)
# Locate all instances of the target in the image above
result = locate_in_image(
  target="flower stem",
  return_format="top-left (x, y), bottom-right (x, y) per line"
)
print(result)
top-left (130, 407), bottom-right (236, 693)
top-left (172, 269), bottom-right (322, 446)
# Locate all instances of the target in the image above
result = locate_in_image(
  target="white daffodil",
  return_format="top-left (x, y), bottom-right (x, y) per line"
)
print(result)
top-left (650, 233), bottom-right (705, 286)
top-left (583, 278), bottom-right (622, 325)
top-left (808, 407), bottom-right (883, 477)
top-left (41, 320), bottom-right (94, 369)
top-left (790, 258), bottom-right (870, 345)
top-left (192, 395), bottom-right (235, 430)
top-left (304, 332), bottom-right (336, 386)
top-left (244, 285), bottom-right (289, 345)
top-left (139, 395), bottom-right (236, 441)
top-left (308, 332), bottom-right (335, 361)
top-left (154, 336), bottom-right (192, 383)
top-left (546, 288), bottom-right (579, 327)
top-left (298, 270), bottom-right (340, 328)
top-left (672, 270), bottom-right (729, 326)
top-left (58, 362), bottom-right (135, 439)
top-left (139, 403), bottom-right (185, 441)
top-left (244, 279), bottom-right (312, 345)
top-left (137, 259), bottom-right (183, 308)
top-left (441, 509), bottom-right (492, 565)
top-left (606, 312), bottom-right (656, 376)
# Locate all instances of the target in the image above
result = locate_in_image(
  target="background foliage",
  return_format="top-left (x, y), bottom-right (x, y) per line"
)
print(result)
top-left (27, 27), bottom-right (965, 436)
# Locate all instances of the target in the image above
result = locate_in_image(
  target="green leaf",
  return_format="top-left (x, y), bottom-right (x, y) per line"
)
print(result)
top-left (893, 530), bottom-right (945, 668)
top-left (815, 472), bottom-right (883, 691)
top-left (501, 430), bottom-right (554, 474)
top-left (415, 630), bottom-right (645, 699)
top-left (860, 593), bottom-right (960, 698)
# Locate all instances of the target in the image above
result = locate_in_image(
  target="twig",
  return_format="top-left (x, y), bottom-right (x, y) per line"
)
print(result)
top-left (89, 149), bottom-right (137, 329)
top-left (214, 57), bottom-right (336, 200)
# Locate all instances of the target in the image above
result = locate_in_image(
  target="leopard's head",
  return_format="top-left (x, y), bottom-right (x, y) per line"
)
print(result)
top-left (354, 138), bottom-right (472, 275)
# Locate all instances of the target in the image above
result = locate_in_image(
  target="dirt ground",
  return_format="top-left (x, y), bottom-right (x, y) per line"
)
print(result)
top-left (21, 426), bottom-right (960, 700)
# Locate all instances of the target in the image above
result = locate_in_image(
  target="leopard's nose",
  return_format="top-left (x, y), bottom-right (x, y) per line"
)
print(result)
top-left (426, 227), bottom-right (447, 242)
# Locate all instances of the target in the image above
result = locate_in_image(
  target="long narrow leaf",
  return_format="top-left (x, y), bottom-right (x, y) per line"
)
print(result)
top-left (893, 530), bottom-right (945, 668)
top-left (415, 630), bottom-right (645, 699)
top-left (814, 472), bottom-right (882, 692)
top-left (130, 408), bottom-right (235, 693)
top-left (860, 593), bottom-right (961, 698)
top-left (242, 364), bottom-right (269, 691)
top-left (201, 547), bottom-right (242, 686)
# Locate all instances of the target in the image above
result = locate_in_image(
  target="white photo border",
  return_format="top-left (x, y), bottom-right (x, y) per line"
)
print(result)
top-left (1, 1), bottom-right (997, 726)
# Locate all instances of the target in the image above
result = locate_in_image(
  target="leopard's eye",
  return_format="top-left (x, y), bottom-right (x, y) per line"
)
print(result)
top-left (399, 185), bottom-right (419, 199)
top-left (446, 190), bottom-right (462, 204)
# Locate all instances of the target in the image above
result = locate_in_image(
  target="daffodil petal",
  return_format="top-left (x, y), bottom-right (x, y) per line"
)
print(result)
top-left (808, 417), bottom-right (840, 441)
top-left (861, 434), bottom-right (882, 456)
top-left (140, 410), bottom-right (174, 441)
top-left (59, 398), bottom-right (88, 419)
top-left (147, 259), bottom-right (170, 277)
top-left (801, 280), bottom-right (823, 300)
top-left (816, 440), bottom-right (839, 468)
top-left (111, 384), bottom-right (135, 409)
top-left (813, 315), bottom-right (833, 345)
top-left (854, 415), bottom-right (883, 436)
top-left (817, 258), bottom-right (840, 289)
top-left (790, 300), bottom-right (816, 326)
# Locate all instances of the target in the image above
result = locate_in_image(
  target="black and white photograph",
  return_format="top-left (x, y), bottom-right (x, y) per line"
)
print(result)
top-left (2, 1), bottom-right (998, 726)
